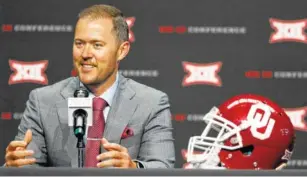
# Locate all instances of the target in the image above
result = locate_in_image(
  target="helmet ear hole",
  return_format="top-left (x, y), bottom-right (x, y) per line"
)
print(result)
top-left (240, 145), bottom-right (254, 156)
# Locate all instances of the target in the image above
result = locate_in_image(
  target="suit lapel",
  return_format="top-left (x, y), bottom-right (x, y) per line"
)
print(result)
top-left (103, 75), bottom-right (138, 147)
top-left (56, 77), bottom-right (79, 167)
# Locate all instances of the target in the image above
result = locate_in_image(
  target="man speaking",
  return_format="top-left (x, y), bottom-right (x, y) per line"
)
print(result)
top-left (4, 4), bottom-right (175, 168)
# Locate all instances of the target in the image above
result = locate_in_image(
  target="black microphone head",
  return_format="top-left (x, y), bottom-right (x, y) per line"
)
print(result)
top-left (74, 87), bottom-right (89, 97)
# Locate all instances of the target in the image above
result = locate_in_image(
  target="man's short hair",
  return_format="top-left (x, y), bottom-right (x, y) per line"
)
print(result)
top-left (78, 4), bottom-right (129, 43)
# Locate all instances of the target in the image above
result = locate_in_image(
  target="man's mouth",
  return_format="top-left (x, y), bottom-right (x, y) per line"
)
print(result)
top-left (80, 64), bottom-right (95, 72)
top-left (82, 64), bottom-right (94, 68)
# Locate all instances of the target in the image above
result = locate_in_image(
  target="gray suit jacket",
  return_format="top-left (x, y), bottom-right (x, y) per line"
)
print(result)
top-left (15, 74), bottom-right (175, 168)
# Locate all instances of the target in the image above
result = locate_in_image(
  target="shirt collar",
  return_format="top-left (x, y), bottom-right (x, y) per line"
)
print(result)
top-left (80, 72), bottom-right (119, 106)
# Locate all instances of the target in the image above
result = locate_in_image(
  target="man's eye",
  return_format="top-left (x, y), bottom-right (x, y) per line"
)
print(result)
top-left (94, 43), bottom-right (103, 48)
top-left (75, 41), bottom-right (83, 47)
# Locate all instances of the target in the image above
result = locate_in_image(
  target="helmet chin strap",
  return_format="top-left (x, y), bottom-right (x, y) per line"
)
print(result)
top-left (275, 163), bottom-right (287, 170)
top-left (189, 147), bottom-right (224, 169)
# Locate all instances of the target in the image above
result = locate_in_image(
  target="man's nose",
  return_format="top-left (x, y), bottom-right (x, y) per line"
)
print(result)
top-left (81, 44), bottom-right (93, 59)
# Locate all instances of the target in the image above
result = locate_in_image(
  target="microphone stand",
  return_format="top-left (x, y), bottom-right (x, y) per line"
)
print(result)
top-left (77, 135), bottom-right (85, 168)
top-left (73, 87), bottom-right (90, 168)
top-left (73, 110), bottom-right (87, 168)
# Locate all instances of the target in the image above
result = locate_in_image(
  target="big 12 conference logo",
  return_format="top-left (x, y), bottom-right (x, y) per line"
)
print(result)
top-left (126, 17), bottom-right (136, 43)
top-left (285, 107), bottom-right (307, 132)
top-left (182, 61), bottom-right (222, 87)
top-left (269, 18), bottom-right (307, 43)
top-left (9, 59), bottom-right (48, 85)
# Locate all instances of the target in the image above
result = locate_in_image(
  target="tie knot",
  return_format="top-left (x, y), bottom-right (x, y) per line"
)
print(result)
top-left (93, 97), bottom-right (107, 111)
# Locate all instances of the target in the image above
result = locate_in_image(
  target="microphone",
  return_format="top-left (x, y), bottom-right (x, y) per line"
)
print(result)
top-left (73, 108), bottom-right (87, 138)
top-left (68, 85), bottom-right (93, 168)
top-left (74, 87), bottom-right (89, 98)
top-left (68, 86), bottom-right (93, 139)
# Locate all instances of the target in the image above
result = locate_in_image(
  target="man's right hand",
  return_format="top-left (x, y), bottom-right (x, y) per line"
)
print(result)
top-left (5, 129), bottom-right (36, 167)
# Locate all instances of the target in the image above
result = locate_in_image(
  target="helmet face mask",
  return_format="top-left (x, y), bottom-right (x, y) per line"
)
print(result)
top-left (187, 106), bottom-right (246, 169)
top-left (186, 94), bottom-right (295, 170)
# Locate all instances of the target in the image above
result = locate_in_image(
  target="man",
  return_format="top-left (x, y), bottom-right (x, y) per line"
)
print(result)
top-left (4, 4), bottom-right (175, 168)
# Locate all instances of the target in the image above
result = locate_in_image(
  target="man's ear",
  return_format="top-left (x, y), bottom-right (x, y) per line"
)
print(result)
top-left (117, 41), bottom-right (130, 62)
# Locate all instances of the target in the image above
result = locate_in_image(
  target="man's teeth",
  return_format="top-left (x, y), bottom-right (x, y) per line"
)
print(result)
top-left (83, 65), bottom-right (94, 68)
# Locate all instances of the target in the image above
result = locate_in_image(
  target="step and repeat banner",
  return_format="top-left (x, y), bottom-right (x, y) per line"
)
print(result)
top-left (1, 0), bottom-right (306, 168)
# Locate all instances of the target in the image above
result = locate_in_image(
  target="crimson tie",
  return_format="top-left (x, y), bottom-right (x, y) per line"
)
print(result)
top-left (85, 97), bottom-right (107, 167)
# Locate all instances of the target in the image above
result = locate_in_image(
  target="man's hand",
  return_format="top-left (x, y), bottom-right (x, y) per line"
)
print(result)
top-left (96, 138), bottom-right (137, 168)
top-left (5, 129), bottom-right (36, 167)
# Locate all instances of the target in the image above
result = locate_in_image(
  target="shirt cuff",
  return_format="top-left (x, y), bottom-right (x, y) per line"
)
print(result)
top-left (133, 160), bottom-right (145, 169)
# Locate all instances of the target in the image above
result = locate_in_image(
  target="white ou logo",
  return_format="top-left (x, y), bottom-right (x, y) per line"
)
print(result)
top-left (247, 103), bottom-right (276, 140)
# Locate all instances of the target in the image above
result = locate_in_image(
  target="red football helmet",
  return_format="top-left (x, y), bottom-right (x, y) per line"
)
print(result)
top-left (186, 94), bottom-right (295, 170)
